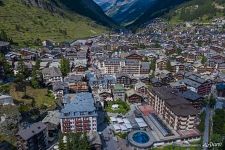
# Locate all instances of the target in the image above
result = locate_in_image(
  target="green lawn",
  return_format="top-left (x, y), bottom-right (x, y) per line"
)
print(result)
top-left (0, 0), bottom-right (107, 46)
top-left (10, 84), bottom-right (56, 108)
top-left (105, 100), bottom-right (130, 115)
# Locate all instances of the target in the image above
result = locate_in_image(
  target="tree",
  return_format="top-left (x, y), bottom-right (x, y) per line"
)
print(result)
top-left (201, 55), bottom-right (207, 64)
top-left (66, 133), bottom-right (72, 150)
top-left (0, 30), bottom-right (8, 41)
top-left (15, 60), bottom-right (30, 96)
top-left (209, 94), bottom-right (216, 108)
top-left (58, 132), bottom-right (90, 150)
top-left (166, 60), bottom-right (172, 72)
top-left (58, 133), bottom-right (66, 150)
top-left (176, 48), bottom-right (182, 55)
top-left (0, 53), bottom-right (13, 80)
top-left (31, 60), bottom-right (41, 88)
top-left (150, 59), bottom-right (156, 72)
top-left (213, 109), bottom-right (225, 135)
top-left (79, 133), bottom-right (90, 150)
top-left (60, 57), bottom-right (70, 77)
top-left (15, 60), bottom-right (29, 83)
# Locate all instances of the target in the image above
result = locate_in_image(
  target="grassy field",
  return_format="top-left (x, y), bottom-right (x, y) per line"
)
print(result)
top-left (10, 84), bottom-right (56, 108)
top-left (105, 100), bottom-right (130, 115)
top-left (0, 0), bottom-right (107, 46)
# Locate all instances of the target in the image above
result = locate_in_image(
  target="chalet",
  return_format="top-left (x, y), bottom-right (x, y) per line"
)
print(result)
top-left (126, 89), bottom-right (143, 103)
top-left (116, 74), bottom-right (137, 88)
top-left (196, 66), bottom-right (214, 74)
top-left (98, 89), bottom-right (112, 101)
top-left (135, 82), bottom-right (148, 95)
top-left (88, 74), bottom-right (116, 90)
top-left (125, 51), bottom-right (144, 61)
top-left (182, 52), bottom-right (197, 63)
top-left (71, 59), bottom-right (87, 73)
top-left (171, 61), bottom-right (185, 73)
top-left (174, 71), bottom-right (185, 81)
top-left (156, 58), bottom-right (168, 70)
top-left (64, 75), bottom-right (88, 93)
top-left (52, 81), bottom-right (68, 99)
top-left (65, 48), bottom-right (77, 60)
top-left (42, 67), bottom-right (63, 85)
top-left (175, 56), bottom-right (185, 63)
top-left (156, 70), bottom-right (174, 85)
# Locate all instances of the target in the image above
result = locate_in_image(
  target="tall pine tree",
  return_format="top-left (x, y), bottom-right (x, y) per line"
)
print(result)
top-left (60, 57), bottom-right (70, 77)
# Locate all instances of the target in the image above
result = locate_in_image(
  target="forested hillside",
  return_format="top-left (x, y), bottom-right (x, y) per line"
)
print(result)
top-left (166, 0), bottom-right (225, 23)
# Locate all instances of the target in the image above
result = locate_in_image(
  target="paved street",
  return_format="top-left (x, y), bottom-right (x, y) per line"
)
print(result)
top-left (203, 106), bottom-right (212, 150)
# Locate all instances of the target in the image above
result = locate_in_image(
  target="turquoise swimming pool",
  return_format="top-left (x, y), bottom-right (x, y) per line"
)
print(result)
top-left (132, 132), bottom-right (150, 144)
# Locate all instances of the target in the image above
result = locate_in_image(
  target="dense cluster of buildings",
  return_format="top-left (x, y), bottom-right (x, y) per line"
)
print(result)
top-left (1, 17), bottom-right (225, 149)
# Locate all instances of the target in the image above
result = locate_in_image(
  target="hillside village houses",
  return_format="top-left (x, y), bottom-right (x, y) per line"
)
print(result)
top-left (1, 18), bottom-right (225, 149)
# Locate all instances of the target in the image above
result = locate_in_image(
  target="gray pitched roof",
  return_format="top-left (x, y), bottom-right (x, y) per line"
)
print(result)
top-left (42, 110), bottom-right (60, 125)
top-left (42, 67), bottom-right (62, 77)
top-left (180, 90), bottom-right (203, 101)
top-left (17, 122), bottom-right (47, 140)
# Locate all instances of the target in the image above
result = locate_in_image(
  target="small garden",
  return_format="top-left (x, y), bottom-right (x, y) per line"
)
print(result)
top-left (105, 99), bottom-right (130, 115)
top-left (115, 132), bottom-right (128, 139)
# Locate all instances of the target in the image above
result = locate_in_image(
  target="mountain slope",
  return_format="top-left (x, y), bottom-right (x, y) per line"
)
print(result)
top-left (166, 0), bottom-right (225, 23)
top-left (55, 0), bottom-right (116, 27)
top-left (129, 0), bottom-right (188, 28)
top-left (0, 0), bottom-right (114, 46)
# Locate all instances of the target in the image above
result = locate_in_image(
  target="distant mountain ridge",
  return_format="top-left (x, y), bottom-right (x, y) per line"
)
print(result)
top-left (94, 0), bottom-right (189, 26)
top-left (94, 0), bottom-right (156, 25)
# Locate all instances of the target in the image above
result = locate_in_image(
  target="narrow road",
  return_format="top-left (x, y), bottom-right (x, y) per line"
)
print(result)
top-left (203, 106), bottom-right (211, 150)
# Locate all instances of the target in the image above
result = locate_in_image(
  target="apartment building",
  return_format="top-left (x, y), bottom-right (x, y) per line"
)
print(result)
top-left (121, 60), bottom-right (141, 75)
top-left (100, 58), bottom-right (142, 75)
top-left (60, 92), bottom-right (97, 133)
top-left (148, 86), bottom-right (198, 131)
top-left (183, 73), bottom-right (212, 95)
top-left (16, 122), bottom-right (48, 150)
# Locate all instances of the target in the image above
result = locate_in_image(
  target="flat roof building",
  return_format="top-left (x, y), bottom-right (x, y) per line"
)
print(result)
top-left (148, 86), bottom-right (198, 131)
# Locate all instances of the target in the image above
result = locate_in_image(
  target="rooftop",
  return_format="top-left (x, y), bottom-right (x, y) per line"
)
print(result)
top-left (17, 122), bottom-right (47, 140)
top-left (151, 86), bottom-right (198, 116)
top-left (61, 92), bottom-right (97, 118)
top-left (42, 110), bottom-right (60, 125)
